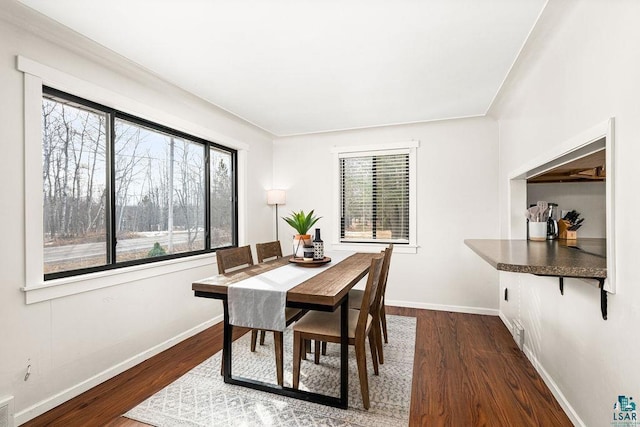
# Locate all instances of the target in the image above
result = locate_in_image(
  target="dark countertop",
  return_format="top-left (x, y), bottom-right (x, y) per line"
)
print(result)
top-left (464, 238), bottom-right (607, 279)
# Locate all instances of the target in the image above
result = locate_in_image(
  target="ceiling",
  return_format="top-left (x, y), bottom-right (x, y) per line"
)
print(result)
top-left (17, 0), bottom-right (547, 136)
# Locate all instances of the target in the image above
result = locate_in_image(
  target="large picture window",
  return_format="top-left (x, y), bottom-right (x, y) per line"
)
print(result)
top-left (42, 87), bottom-right (237, 279)
top-left (339, 150), bottom-right (411, 244)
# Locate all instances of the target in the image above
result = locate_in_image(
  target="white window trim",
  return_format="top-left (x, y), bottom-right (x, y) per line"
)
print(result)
top-left (331, 141), bottom-right (419, 254)
top-left (19, 55), bottom-right (248, 303)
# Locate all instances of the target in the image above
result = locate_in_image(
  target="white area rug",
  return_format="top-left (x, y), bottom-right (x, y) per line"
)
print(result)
top-left (126, 315), bottom-right (416, 426)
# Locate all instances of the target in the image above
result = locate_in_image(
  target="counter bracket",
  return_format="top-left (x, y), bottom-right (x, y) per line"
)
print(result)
top-left (599, 279), bottom-right (607, 320)
top-left (559, 277), bottom-right (564, 295)
top-left (535, 275), bottom-right (607, 320)
top-left (464, 240), bottom-right (608, 322)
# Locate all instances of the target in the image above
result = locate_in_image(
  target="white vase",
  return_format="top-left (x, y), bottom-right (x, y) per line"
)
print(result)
top-left (292, 234), bottom-right (311, 258)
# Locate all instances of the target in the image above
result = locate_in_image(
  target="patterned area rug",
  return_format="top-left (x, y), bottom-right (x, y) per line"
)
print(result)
top-left (125, 315), bottom-right (416, 426)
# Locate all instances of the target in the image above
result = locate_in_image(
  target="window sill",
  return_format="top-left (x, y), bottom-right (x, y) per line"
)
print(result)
top-left (331, 242), bottom-right (418, 254)
top-left (22, 253), bottom-right (215, 304)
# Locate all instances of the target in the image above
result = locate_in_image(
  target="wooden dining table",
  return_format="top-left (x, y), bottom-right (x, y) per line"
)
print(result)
top-left (192, 252), bottom-right (377, 408)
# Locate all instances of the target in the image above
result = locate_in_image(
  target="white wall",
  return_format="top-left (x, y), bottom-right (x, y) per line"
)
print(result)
top-left (274, 117), bottom-right (500, 313)
top-left (491, 1), bottom-right (640, 425)
top-left (0, 4), bottom-right (274, 423)
top-left (527, 182), bottom-right (606, 238)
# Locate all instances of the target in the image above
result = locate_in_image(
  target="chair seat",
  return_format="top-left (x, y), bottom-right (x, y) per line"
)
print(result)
top-left (285, 307), bottom-right (302, 323)
top-left (349, 289), bottom-right (364, 309)
top-left (293, 309), bottom-right (372, 340)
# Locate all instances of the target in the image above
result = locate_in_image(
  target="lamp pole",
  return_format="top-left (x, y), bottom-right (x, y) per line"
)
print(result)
top-left (275, 203), bottom-right (279, 240)
top-left (267, 189), bottom-right (286, 241)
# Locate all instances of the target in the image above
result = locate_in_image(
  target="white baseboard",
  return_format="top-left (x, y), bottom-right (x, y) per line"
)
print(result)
top-left (499, 311), bottom-right (512, 330)
top-left (497, 314), bottom-right (584, 427)
top-left (387, 299), bottom-right (499, 316)
top-left (14, 315), bottom-right (222, 425)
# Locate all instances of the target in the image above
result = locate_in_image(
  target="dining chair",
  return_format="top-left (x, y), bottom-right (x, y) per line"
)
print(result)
top-left (253, 240), bottom-right (304, 385)
top-left (215, 245), bottom-right (264, 350)
top-left (257, 240), bottom-right (304, 345)
top-left (257, 240), bottom-right (315, 359)
top-left (317, 244), bottom-right (393, 365)
top-left (256, 240), bottom-right (283, 263)
top-left (347, 244), bottom-right (394, 364)
top-left (216, 245), bottom-right (254, 274)
top-left (218, 242), bottom-right (302, 386)
top-left (216, 246), bottom-right (255, 373)
top-left (253, 241), bottom-right (284, 346)
top-left (292, 252), bottom-right (385, 409)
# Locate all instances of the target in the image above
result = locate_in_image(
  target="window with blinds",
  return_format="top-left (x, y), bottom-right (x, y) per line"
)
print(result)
top-left (339, 152), bottom-right (410, 243)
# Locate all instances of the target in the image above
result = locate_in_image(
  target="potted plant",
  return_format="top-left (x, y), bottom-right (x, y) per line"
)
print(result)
top-left (283, 209), bottom-right (322, 258)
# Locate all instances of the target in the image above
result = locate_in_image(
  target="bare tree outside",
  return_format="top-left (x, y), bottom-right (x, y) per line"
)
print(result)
top-left (113, 119), bottom-right (205, 263)
top-left (210, 147), bottom-right (233, 248)
top-left (42, 93), bottom-right (235, 276)
top-left (42, 97), bottom-right (107, 273)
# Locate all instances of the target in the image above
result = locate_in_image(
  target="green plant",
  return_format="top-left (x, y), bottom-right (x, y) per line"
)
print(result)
top-left (282, 210), bottom-right (321, 235)
top-left (148, 242), bottom-right (167, 257)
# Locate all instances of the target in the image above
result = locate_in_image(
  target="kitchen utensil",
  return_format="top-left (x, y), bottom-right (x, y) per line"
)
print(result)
top-left (536, 201), bottom-right (548, 221)
top-left (569, 222), bottom-right (584, 231)
top-left (563, 210), bottom-right (580, 223)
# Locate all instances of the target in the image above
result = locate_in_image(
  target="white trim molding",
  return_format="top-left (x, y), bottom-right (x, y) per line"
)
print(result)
top-left (507, 118), bottom-right (615, 293)
top-left (18, 55), bottom-right (247, 303)
top-left (13, 315), bottom-right (222, 425)
top-left (388, 299), bottom-right (499, 316)
top-left (498, 313), bottom-right (585, 427)
top-left (17, 56), bottom-right (250, 151)
top-left (22, 254), bottom-right (216, 304)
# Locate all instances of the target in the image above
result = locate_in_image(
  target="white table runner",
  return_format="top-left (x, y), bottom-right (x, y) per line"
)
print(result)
top-left (228, 251), bottom-right (354, 331)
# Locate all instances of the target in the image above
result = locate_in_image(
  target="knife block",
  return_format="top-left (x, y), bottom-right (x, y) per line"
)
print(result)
top-left (559, 219), bottom-right (577, 240)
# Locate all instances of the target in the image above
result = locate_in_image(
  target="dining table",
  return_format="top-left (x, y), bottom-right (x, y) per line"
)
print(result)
top-left (191, 251), bottom-right (377, 408)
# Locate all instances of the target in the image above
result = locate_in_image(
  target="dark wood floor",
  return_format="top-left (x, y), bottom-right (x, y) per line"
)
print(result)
top-left (23, 307), bottom-right (571, 427)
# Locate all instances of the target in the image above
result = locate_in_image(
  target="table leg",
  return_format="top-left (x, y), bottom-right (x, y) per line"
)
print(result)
top-left (223, 299), bottom-right (232, 381)
top-left (340, 294), bottom-right (349, 408)
top-left (204, 295), bottom-right (351, 408)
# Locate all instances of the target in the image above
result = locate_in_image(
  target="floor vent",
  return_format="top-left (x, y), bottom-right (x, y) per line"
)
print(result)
top-left (512, 320), bottom-right (525, 350)
top-left (0, 396), bottom-right (14, 427)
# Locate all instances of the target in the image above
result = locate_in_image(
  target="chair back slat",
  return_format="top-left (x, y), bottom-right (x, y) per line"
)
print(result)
top-left (256, 241), bottom-right (283, 263)
top-left (356, 254), bottom-right (385, 336)
top-left (216, 245), bottom-right (254, 274)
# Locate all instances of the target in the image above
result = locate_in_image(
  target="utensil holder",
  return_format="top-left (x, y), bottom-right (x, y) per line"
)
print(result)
top-left (528, 222), bottom-right (547, 241)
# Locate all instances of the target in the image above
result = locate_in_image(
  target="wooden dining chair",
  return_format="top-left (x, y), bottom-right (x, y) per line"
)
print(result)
top-left (253, 241), bottom-right (284, 346)
top-left (317, 244), bottom-right (393, 365)
top-left (218, 243), bottom-right (302, 386)
top-left (216, 245), bottom-right (264, 348)
top-left (256, 240), bottom-right (315, 360)
top-left (347, 244), bottom-right (394, 364)
top-left (216, 246), bottom-right (255, 374)
top-left (216, 245), bottom-right (254, 274)
top-left (292, 252), bottom-right (386, 409)
top-left (256, 240), bottom-right (283, 263)
top-left (252, 240), bottom-right (304, 385)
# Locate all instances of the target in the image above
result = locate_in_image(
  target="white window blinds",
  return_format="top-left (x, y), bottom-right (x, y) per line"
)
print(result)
top-left (339, 151), bottom-right (410, 243)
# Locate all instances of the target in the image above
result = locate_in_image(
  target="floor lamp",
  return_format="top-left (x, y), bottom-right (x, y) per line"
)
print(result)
top-left (267, 189), bottom-right (286, 240)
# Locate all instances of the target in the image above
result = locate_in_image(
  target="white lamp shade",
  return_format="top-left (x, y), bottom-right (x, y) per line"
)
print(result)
top-left (267, 189), bottom-right (286, 205)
